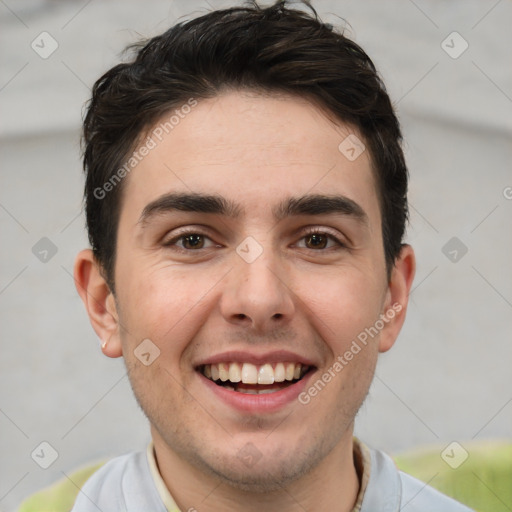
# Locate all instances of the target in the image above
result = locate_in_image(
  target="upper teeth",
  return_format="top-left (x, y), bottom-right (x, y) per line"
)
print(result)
top-left (203, 362), bottom-right (305, 385)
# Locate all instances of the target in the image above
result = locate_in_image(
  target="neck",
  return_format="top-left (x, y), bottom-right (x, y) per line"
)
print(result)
top-left (152, 427), bottom-right (360, 512)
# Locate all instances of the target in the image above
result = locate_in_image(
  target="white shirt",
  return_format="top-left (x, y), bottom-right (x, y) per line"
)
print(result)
top-left (71, 441), bottom-right (474, 511)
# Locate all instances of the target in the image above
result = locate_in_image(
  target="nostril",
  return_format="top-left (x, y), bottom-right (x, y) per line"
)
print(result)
top-left (273, 313), bottom-right (283, 319)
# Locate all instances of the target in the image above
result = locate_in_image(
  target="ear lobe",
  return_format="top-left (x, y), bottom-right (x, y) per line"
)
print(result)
top-left (378, 244), bottom-right (416, 353)
top-left (74, 249), bottom-right (123, 358)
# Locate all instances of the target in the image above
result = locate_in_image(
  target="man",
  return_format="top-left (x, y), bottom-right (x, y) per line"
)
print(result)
top-left (72, 1), bottom-right (472, 510)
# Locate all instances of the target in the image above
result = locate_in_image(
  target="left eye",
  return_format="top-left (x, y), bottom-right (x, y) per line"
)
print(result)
top-left (165, 233), bottom-right (216, 250)
top-left (296, 232), bottom-right (342, 250)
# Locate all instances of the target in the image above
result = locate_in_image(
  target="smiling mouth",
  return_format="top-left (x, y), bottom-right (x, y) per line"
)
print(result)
top-left (199, 362), bottom-right (311, 394)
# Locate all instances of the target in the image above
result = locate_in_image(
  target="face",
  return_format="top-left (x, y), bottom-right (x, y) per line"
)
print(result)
top-left (77, 90), bottom-right (414, 491)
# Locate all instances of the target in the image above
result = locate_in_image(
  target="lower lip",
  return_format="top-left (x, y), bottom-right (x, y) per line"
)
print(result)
top-left (199, 371), bottom-right (314, 414)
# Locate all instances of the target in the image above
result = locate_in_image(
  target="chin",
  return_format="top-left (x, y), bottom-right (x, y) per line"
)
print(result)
top-left (199, 442), bottom-right (325, 493)
top-left (209, 460), bottom-right (311, 493)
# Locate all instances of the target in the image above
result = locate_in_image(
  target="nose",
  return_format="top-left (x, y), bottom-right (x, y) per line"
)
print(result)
top-left (219, 252), bottom-right (295, 333)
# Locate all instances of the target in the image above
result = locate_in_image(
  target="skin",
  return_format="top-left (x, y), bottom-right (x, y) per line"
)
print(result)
top-left (75, 90), bottom-right (415, 512)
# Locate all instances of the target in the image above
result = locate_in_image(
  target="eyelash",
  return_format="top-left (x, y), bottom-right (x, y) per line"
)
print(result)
top-left (162, 227), bottom-right (346, 252)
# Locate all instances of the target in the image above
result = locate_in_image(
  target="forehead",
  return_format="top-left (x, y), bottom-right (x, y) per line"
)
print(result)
top-left (120, 90), bottom-right (380, 225)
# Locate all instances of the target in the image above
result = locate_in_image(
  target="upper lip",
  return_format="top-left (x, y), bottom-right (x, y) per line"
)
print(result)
top-left (194, 350), bottom-right (318, 368)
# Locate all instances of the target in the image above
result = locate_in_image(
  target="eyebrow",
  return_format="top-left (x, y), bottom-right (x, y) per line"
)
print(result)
top-left (138, 193), bottom-right (242, 225)
top-left (272, 194), bottom-right (368, 225)
top-left (138, 192), bottom-right (368, 226)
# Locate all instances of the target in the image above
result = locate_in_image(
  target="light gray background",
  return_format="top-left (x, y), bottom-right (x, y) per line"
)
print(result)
top-left (1, 1), bottom-right (511, 510)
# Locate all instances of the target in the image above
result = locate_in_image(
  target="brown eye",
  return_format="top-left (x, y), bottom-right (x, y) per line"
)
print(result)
top-left (163, 231), bottom-right (216, 251)
top-left (181, 234), bottom-right (205, 249)
top-left (305, 233), bottom-right (328, 249)
top-left (295, 230), bottom-right (344, 251)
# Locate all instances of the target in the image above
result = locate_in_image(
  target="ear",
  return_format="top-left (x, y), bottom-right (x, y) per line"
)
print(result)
top-left (378, 244), bottom-right (416, 353)
top-left (74, 249), bottom-right (122, 358)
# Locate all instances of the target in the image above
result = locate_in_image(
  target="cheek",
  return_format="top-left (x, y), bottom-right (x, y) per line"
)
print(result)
top-left (296, 266), bottom-right (385, 352)
top-left (118, 265), bottom-right (217, 359)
